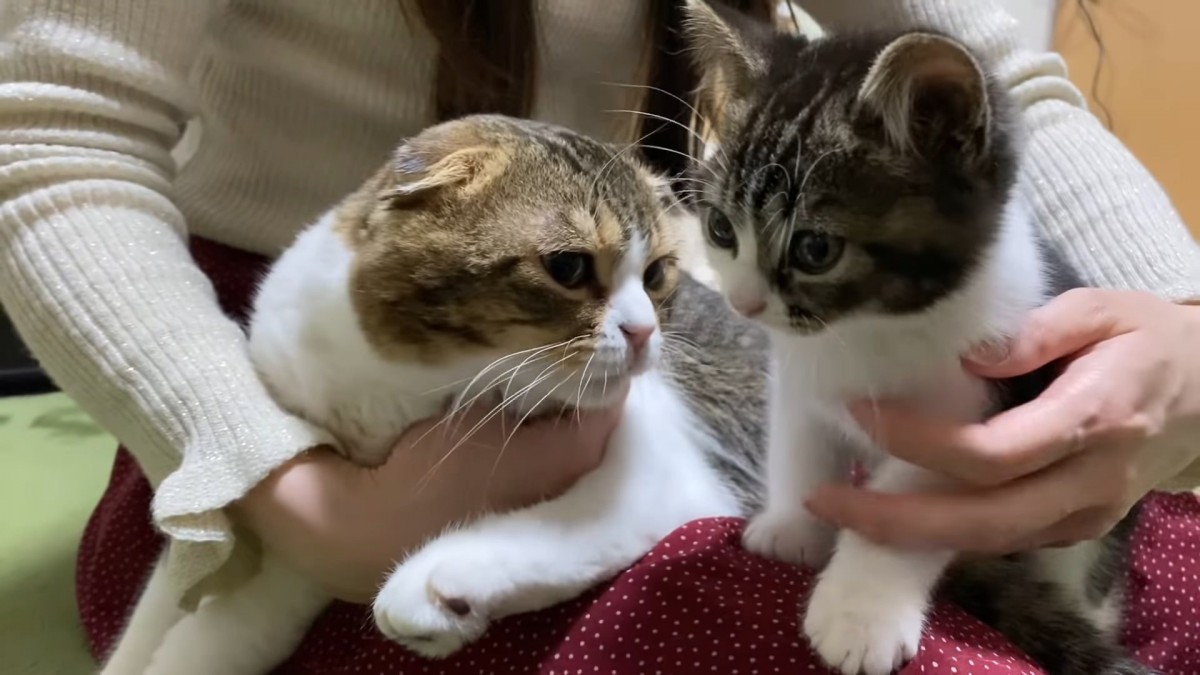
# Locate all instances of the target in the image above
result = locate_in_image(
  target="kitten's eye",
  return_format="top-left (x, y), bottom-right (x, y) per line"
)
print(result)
top-left (542, 252), bottom-right (594, 289)
top-left (643, 257), bottom-right (669, 292)
top-left (788, 231), bottom-right (845, 275)
top-left (704, 210), bottom-right (737, 251)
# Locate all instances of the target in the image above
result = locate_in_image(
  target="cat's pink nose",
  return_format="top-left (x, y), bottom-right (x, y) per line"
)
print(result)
top-left (621, 323), bottom-right (655, 353)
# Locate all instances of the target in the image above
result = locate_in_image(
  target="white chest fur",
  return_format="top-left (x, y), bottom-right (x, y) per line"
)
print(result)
top-left (744, 198), bottom-right (1056, 675)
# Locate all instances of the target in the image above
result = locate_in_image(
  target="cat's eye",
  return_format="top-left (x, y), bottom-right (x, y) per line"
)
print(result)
top-left (643, 258), bottom-right (669, 292)
top-left (542, 252), bottom-right (594, 289)
top-left (788, 231), bottom-right (845, 275)
top-left (704, 210), bottom-right (737, 252)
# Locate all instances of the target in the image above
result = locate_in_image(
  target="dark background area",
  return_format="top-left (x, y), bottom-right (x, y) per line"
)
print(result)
top-left (0, 308), bottom-right (54, 397)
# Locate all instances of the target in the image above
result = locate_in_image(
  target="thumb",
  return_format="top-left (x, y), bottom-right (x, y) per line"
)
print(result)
top-left (964, 289), bottom-right (1126, 378)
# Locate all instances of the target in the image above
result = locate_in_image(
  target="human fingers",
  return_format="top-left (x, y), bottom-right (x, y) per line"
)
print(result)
top-left (804, 452), bottom-right (1106, 553)
top-left (849, 387), bottom-right (1091, 487)
top-left (964, 288), bottom-right (1141, 378)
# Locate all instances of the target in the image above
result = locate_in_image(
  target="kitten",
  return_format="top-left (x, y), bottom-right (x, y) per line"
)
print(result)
top-left (680, 3), bottom-right (1152, 675)
top-left (100, 115), bottom-right (768, 675)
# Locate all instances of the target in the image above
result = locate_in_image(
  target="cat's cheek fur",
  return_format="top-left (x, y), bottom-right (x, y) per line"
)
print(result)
top-left (248, 214), bottom-right (461, 462)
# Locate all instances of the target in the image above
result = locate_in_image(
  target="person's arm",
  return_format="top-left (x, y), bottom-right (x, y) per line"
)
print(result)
top-left (235, 404), bottom-right (620, 603)
top-left (802, 0), bottom-right (1200, 301)
top-left (0, 1), bottom-right (330, 604)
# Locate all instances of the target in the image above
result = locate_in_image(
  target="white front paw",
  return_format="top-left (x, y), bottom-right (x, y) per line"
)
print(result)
top-left (742, 509), bottom-right (836, 569)
top-left (373, 544), bottom-right (497, 659)
top-left (803, 573), bottom-right (925, 675)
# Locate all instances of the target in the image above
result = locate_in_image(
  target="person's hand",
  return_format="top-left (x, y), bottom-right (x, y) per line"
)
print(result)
top-left (233, 401), bottom-right (621, 603)
top-left (806, 288), bottom-right (1200, 554)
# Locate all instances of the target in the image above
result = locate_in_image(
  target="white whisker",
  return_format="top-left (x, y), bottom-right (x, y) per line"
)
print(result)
top-left (493, 371), bottom-right (576, 481)
top-left (598, 80), bottom-right (731, 169)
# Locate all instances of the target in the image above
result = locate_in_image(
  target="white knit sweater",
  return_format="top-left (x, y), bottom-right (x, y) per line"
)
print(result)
top-left (1, 0), bottom-right (1198, 601)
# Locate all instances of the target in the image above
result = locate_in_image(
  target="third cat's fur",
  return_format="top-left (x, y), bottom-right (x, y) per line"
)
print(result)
top-left (681, 2), bottom-right (1151, 675)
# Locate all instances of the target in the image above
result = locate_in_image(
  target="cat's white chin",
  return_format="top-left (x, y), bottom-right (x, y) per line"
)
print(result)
top-left (573, 375), bottom-right (633, 410)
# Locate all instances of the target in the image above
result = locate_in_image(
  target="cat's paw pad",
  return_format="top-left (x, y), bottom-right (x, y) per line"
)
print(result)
top-left (803, 575), bottom-right (924, 675)
top-left (742, 510), bottom-right (835, 569)
top-left (373, 554), bottom-right (492, 658)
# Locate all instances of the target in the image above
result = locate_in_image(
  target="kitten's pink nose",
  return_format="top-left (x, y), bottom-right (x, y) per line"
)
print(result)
top-left (621, 323), bottom-right (655, 353)
top-left (734, 298), bottom-right (766, 318)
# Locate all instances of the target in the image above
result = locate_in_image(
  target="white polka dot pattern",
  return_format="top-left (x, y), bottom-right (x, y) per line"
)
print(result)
top-left (81, 459), bottom-right (1191, 674)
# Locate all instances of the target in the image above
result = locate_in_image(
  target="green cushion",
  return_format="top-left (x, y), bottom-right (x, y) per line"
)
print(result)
top-left (0, 393), bottom-right (115, 674)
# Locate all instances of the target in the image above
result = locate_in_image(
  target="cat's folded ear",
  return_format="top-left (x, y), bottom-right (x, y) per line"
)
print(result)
top-left (680, 0), bottom-right (779, 140)
top-left (382, 125), bottom-right (505, 209)
top-left (857, 33), bottom-right (992, 159)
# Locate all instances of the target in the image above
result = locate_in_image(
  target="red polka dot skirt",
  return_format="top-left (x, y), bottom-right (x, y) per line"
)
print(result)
top-left (78, 239), bottom-right (1200, 673)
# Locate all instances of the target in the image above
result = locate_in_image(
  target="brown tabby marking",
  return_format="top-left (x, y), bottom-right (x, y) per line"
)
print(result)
top-left (332, 115), bottom-right (681, 364)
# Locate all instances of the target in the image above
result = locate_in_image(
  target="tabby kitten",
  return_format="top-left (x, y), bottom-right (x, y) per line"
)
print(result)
top-left (100, 115), bottom-right (767, 675)
top-left (681, 3), bottom-right (1152, 675)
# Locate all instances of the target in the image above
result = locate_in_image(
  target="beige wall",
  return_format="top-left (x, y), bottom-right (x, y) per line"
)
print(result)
top-left (1054, 1), bottom-right (1200, 239)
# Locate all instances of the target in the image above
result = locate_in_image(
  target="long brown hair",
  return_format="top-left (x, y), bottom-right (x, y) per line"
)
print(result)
top-left (411, 0), bottom-right (775, 177)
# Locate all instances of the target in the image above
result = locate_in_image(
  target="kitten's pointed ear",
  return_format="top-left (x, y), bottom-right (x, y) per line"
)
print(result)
top-left (681, 0), bottom-right (776, 139)
top-left (682, 0), bottom-right (769, 96)
top-left (857, 33), bottom-right (991, 157)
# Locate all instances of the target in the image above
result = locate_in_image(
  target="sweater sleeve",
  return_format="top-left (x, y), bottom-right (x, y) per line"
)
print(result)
top-left (802, 0), bottom-right (1200, 302)
top-left (0, 1), bottom-right (331, 601)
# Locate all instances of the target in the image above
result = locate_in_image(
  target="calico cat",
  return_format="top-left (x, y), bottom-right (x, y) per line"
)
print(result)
top-left (680, 3), bottom-right (1152, 675)
top-left (100, 115), bottom-right (768, 675)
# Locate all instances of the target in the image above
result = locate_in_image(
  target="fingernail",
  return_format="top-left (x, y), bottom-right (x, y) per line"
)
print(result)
top-left (967, 341), bottom-right (1009, 366)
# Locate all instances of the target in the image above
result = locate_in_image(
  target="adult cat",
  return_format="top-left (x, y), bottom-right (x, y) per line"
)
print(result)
top-left (681, 3), bottom-right (1151, 675)
top-left (100, 115), bottom-right (767, 674)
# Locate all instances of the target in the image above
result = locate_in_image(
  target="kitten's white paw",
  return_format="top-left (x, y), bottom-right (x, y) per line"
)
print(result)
top-left (803, 573), bottom-right (925, 675)
top-left (373, 547), bottom-right (493, 659)
top-left (742, 509), bottom-right (836, 569)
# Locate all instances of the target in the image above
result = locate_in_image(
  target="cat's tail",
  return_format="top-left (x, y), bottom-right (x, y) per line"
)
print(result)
top-left (940, 503), bottom-right (1157, 675)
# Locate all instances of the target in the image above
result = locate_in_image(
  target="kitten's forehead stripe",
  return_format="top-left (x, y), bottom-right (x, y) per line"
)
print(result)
top-left (738, 82), bottom-right (838, 219)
